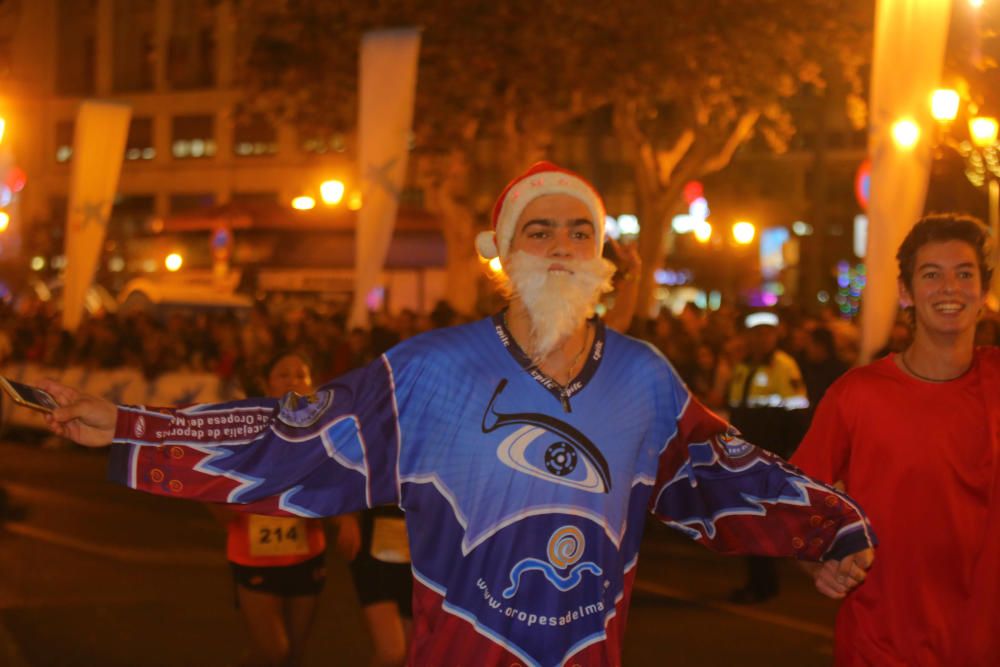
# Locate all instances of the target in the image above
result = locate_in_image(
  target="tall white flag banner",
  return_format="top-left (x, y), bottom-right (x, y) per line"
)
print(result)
top-left (62, 101), bottom-right (131, 332)
top-left (861, 0), bottom-right (951, 362)
top-left (349, 28), bottom-right (421, 329)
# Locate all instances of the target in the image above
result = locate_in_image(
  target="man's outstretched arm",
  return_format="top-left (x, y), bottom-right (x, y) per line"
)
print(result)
top-left (39, 358), bottom-right (404, 517)
top-left (41, 379), bottom-right (117, 447)
top-left (650, 392), bottom-right (876, 599)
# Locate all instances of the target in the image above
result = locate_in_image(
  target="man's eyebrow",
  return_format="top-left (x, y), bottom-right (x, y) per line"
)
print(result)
top-left (520, 218), bottom-right (595, 230)
top-left (521, 218), bottom-right (556, 229)
top-left (916, 261), bottom-right (976, 270)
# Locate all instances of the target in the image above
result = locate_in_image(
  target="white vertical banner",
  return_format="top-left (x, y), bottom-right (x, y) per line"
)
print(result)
top-left (62, 101), bottom-right (131, 332)
top-left (349, 28), bottom-right (421, 329)
top-left (860, 0), bottom-right (951, 362)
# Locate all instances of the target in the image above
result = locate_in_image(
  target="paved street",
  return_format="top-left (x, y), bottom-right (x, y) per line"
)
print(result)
top-left (0, 437), bottom-right (840, 666)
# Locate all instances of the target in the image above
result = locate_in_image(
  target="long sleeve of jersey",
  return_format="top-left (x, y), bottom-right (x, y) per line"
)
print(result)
top-left (650, 368), bottom-right (875, 562)
top-left (108, 357), bottom-right (401, 517)
top-left (106, 318), bottom-right (878, 667)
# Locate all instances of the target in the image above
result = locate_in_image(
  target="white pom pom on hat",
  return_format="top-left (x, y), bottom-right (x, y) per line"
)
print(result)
top-left (475, 230), bottom-right (499, 259)
top-left (477, 161), bottom-right (606, 260)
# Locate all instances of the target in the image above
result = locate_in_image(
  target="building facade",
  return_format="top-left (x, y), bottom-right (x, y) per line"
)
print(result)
top-left (1, 0), bottom-right (446, 313)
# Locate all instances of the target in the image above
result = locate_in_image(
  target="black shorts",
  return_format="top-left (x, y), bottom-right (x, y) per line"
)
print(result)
top-left (349, 554), bottom-right (413, 618)
top-left (230, 553), bottom-right (327, 598)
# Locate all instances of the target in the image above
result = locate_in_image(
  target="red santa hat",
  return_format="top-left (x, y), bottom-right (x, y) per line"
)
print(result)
top-left (476, 161), bottom-right (606, 260)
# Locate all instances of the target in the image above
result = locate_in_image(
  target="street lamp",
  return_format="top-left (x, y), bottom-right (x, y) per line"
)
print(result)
top-left (891, 118), bottom-right (921, 150)
top-left (928, 86), bottom-right (1000, 296)
top-left (347, 191), bottom-right (363, 211)
top-left (165, 253), bottom-right (183, 272)
top-left (732, 221), bottom-right (756, 245)
top-left (693, 219), bottom-right (712, 243)
top-left (320, 179), bottom-right (346, 205)
top-left (291, 195), bottom-right (316, 211)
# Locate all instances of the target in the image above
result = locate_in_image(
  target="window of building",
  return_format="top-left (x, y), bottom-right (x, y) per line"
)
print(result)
top-left (231, 192), bottom-right (279, 206)
top-left (301, 133), bottom-right (347, 155)
top-left (125, 117), bottom-right (156, 161)
top-left (172, 115), bottom-right (216, 159)
top-left (169, 193), bottom-right (216, 214)
top-left (55, 121), bottom-right (74, 163)
top-left (110, 194), bottom-right (155, 236)
top-left (168, 0), bottom-right (216, 89)
top-left (112, 0), bottom-right (156, 92)
top-left (234, 114), bottom-right (278, 156)
top-left (56, 0), bottom-right (97, 95)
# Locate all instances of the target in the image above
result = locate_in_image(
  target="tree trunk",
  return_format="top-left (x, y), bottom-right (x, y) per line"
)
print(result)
top-left (415, 149), bottom-right (480, 316)
top-left (634, 169), bottom-right (670, 320)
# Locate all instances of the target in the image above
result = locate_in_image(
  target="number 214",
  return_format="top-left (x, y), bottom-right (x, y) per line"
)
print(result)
top-left (258, 526), bottom-right (299, 543)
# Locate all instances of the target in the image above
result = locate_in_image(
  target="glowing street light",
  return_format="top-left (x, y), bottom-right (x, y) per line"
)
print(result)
top-left (930, 88), bottom-right (960, 123)
top-left (0, 211), bottom-right (8, 232)
top-left (291, 195), bottom-right (316, 211)
top-left (347, 192), bottom-right (363, 211)
top-left (320, 179), bottom-right (346, 205)
top-left (892, 118), bottom-right (921, 150)
top-left (732, 221), bottom-right (756, 245)
top-left (693, 219), bottom-right (712, 243)
top-left (165, 253), bottom-right (183, 272)
top-left (969, 116), bottom-right (999, 148)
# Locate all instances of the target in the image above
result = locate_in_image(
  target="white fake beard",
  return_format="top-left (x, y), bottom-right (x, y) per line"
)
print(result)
top-left (502, 250), bottom-right (616, 361)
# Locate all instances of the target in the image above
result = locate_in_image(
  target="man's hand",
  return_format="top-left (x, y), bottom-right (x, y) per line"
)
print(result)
top-left (603, 238), bottom-right (642, 333)
top-left (803, 547), bottom-right (874, 600)
top-left (38, 379), bottom-right (117, 448)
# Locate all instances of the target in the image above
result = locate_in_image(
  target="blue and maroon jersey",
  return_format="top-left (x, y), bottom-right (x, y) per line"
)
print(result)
top-left (109, 315), bottom-right (875, 667)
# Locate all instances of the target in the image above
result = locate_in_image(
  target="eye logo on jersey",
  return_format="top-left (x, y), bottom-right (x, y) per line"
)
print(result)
top-left (482, 379), bottom-right (611, 494)
top-left (502, 526), bottom-right (603, 599)
top-left (277, 389), bottom-right (334, 428)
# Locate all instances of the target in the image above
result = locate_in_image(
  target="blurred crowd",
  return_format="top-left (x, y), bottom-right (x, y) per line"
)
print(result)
top-left (0, 297), bottom-right (466, 395)
top-left (2, 294), bottom-right (999, 414)
top-left (639, 302), bottom-right (1000, 415)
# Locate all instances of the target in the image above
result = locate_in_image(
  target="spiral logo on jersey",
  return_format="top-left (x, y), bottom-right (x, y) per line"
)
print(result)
top-left (548, 526), bottom-right (584, 568)
top-left (502, 526), bottom-right (603, 599)
top-left (482, 380), bottom-right (611, 494)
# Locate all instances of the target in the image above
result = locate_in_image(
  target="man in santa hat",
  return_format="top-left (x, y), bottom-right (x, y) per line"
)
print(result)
top-left (41, 161), bottom-right (874, 667)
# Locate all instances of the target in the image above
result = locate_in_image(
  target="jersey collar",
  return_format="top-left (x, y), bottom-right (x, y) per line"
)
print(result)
top-left (491, 310), bottom-right (606, 412)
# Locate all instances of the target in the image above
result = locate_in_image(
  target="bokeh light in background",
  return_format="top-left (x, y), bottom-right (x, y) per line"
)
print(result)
top-left (6, 166), bottom-right (26, 193)
top-left (835, 261), bottom-right (866, 318)
top-left (320, 179), bottom-right (346, 205)
top-left (891, 118), bottom-right (920, 150)
top-left (291, 195), bottom-right (316, 210)
top-left (732, 221), bottom-right (755, 245)
top-left (165, 253), bottom-right (183, 271)
top-left (693, 219), bottom-right (712, 242)
top-left (930, 88), bottom-right (960, 122)
top-left (969, 116), bottom-right (999, 147)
